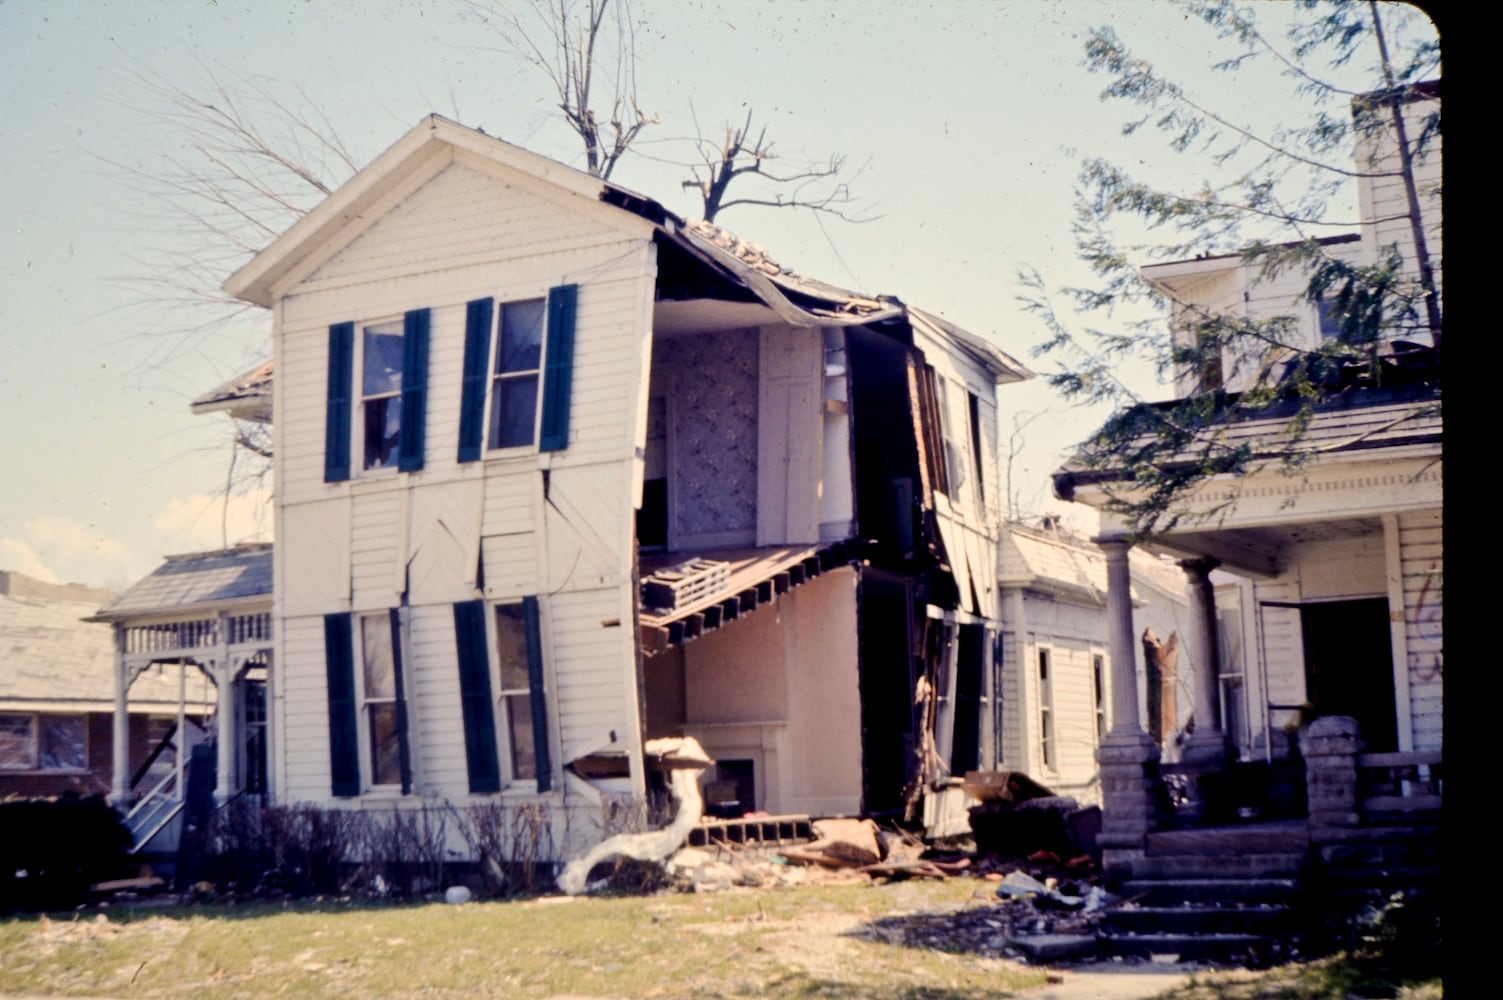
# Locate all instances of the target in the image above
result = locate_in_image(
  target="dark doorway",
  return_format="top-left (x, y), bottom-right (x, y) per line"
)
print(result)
top-left (856, 569), bottom-right (916, 815)
top-left (1300, 598), bottom-right (1398, 752)
top-left (950, 624), bottom-right (985, 774)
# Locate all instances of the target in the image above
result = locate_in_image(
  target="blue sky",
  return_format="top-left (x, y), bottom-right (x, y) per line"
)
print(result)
top-left (0, 0), bottom-right (1437, 590)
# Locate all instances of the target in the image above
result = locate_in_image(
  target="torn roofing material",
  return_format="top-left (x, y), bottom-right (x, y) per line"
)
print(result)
top-left (190, 359), bottom-right (273, 422)
top-left (89, 543), bottom-right (273, 622)
top-left (1052, 382), bottom-right (1442, 501)
top-left (221, 114), bottom-right (1030, 384)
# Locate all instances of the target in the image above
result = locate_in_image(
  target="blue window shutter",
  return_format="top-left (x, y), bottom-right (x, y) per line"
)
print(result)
top-left (521, 596), bottom-right (552, 792)
top-left (453, 600), bottom-right (501, 794)
top-left (325, 323), bottom-right (354, 482)
top-left (538, 284), bottom-right (578, 452)
top-left (323, 613), bottom-right (360, 797)
top-left (457, 298), bottom-right (494, 463)
top-left (388, 608), bottom-right (413, 795)
top-left (397, 308), bottom-right (430, 473)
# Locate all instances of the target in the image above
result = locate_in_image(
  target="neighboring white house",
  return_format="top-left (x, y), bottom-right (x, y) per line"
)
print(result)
top-left (995, 520), bottom-right (1188, 805)
top-left (1053, 82), bottom-right (1441, 858)
top-left (216, 115), bottom-right (1031, 859)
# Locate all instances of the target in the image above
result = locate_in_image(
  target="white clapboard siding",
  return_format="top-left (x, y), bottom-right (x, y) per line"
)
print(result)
top-left (282, 499), bottom-right (352, 615)
top-left (757, 325), bottom-right (823, 545)
top-left (350, 490), bottom-right (402, 611)
top-left (278, 615), bottom-right (335, 803)
top-left (1398, 509), bottom-right (1442, 752)
top-left (406, 602), bottom-right (472, 797)
top-left (545, 588), bottom-right (635, 760)
top-left (309, 162), bottom-right (624, 288)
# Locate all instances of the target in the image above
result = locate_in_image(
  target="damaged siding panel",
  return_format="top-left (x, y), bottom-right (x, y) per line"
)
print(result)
top-left (1399, 509), bottom-right (1442, 752)
top-left (547, 588), bottom-right (635, 762)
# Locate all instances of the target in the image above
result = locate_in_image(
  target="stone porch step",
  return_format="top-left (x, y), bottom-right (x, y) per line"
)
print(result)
top-left (1097, 931), bottom-right (1277, 963)
top-left (1146, 820), bottom-right (1309, 856)
top-left (1101, 904), bottom-right (1293, 936)
top-left (1119, 877), bottom-right (1299, 906)
top-left (1127, 852), bottom-right (1304, 880)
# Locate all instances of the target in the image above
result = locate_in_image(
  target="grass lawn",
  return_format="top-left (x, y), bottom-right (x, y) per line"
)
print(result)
top-left (0, 879), bottom-right (1052, 999)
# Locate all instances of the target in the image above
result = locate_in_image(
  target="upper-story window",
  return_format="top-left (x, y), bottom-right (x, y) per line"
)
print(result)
top-left (489, 299), bottom-right (547, 450)
top-left (324, 309), bottom-right (430, 482)
top-left (361, 321), bottom-right (405, 470)
top-left (458, 284), bottom-right (579, 463)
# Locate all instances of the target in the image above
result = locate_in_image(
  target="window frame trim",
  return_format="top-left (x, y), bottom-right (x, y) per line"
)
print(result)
top-left (0, 712), bottom-right (90, 774)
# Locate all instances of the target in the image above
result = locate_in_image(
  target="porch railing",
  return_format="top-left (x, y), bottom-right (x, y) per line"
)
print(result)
top-left (123, 766), bottom-right (184, 854)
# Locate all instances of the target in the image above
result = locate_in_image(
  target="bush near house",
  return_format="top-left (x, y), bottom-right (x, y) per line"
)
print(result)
top-left (0, 794), bottom-right (131, 913)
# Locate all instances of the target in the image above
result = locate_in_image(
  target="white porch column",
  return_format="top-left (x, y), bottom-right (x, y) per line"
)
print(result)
top-left (111, 629), bottom-right (131, 804)
top-left (1095, 536), bottom-right (1160, 859)
top-left (1179, 557), bottom-right (1230, 767)
top-left (214, 664), bottom-right (237, 804)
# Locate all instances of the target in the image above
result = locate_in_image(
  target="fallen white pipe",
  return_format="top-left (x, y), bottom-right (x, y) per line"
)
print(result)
top-left (557, 737), bottom-right (709, 895)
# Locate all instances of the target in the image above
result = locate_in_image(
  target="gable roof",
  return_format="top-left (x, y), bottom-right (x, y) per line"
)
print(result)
top-left (223, 115), bottom-right (1031, 384)
top-left (191, 360), bottom-right (273, 422)
top-left (91, 544), bottom-right (273, 622)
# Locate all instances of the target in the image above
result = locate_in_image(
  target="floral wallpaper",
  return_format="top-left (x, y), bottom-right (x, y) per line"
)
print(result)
top-left (671, 329), bottom-right (760, 541)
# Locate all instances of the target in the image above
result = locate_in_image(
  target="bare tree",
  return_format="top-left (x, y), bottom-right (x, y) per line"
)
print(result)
top-left (463, 0), bottom-right (654, 181)
top-left (681, 107), bottom-right (874, 224)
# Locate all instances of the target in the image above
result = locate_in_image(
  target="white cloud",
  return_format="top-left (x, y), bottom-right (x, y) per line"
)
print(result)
top-left (152, 489), bottom-right (272, 552)
top-left (0, 537), bottom-right (61, 583)
top-left (26, 515), bottom-right (134, 565)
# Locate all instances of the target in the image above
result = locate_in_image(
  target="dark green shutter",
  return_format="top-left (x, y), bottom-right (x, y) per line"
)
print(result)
top-left (453, 600), bottom-right (501, 794)
top-left (538, 284), bottom-right (578, 452)
top-left (457, 298), bottom-right (494, 463)
top-left (325, 323), bottom-right (354, 482)
top-left (389, 609), bottom-right (413, 795)
top-left (397, 308), bottom-right (430, 473)
top-left (324, 613), bottom-right (360, 797)
top-left (521, 596), bottom-right (552, 792)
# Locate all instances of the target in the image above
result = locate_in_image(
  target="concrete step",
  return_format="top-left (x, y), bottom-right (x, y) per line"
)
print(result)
top-left (1096, 931), bottom-right (1277, 963)
top-left (1126, 852), bottom-right (1304, 880)
top-left (1146, 821), bottom-right (1309, 857)
top-left (1101, 904), bottom-right (1293, 936)
top-left (1119, 877), bottom-right (1299, 906)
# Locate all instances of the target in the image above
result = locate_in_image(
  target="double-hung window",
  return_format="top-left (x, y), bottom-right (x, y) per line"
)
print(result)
top-left (325, 309), bottom-right (430, 482)
top-left (489, 299), bottom-right (546, 450)
top-left (360, 613), bottom-right (405, 787)
top-left (457, 285), bottom-right (578, 462)
top-left (1037, 648), bottom-right (1056, 770)
top-left (323, 611), bottom-right (412, 796)
top-left (361, 321), bottom-right (405, 470)
top-left (451, 597), bottom-right (553, 793)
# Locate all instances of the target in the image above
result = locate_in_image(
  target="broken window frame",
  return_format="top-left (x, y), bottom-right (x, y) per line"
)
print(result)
top-left (0, 713), bottom-right (87, 772)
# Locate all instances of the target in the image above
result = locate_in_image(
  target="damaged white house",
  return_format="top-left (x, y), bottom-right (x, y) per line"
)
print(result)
top-left (181, 115), bottom-right (1034, 859)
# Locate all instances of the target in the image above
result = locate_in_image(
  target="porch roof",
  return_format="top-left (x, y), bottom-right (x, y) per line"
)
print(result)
top-left (89, 543), bottom-right (273, 623)
top-left (1053, 381), bottom-right (1442, 501)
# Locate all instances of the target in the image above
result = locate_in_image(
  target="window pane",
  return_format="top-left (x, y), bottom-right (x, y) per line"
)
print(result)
top-left (363, 325), bottom-right (405, 396)
top-left (498, 299), bottom-right (545, 374)
top-left (364, 396), bottom-right (402, 469)
top-left (39, 716), bottom-right (86, 770)
top-left (494, 605), bottom-right (530, 691)
top-left (505, 693), bottom-right (536, 779)
top-left (368, 703), bottom-right (402, 785)
top-left (362, 615), bottom-right (396, 699)
top-left (489, 375), bottom-right (539, 449)
top-left (0, 714), bottom-right (35, 770)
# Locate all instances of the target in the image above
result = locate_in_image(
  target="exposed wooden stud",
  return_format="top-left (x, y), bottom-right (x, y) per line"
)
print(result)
top-left (684, 613), bottom-right (705, 639)
top-left (668, 621), bottom-right (686, 645)
top-left (639, 625), bottom-right (669, 656)
top-left (788, 564), bottom-right (806, 586)
top-left (802, 556), bottom-right (821, 578)
top-left (773, 572), bottom-right (791, 594)
top-left (703, 605), bottom-right (723, 630)
top-left (757, 580), bottom-right (774, 603)
top-left (721, 598), bottom-right (740, 622)
top-left (739, 588), bottom-right (759, 612)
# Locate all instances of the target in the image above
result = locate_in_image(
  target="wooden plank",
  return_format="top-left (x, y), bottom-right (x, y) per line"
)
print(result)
top-left (789, 564), bottom-right (806, 587)
top-left (703, 605), bottom-right (723, 630)
top-left (721, 598), bottom-right (740, 622)
top-left (683, 613), bottom-right (704, 639)
top-left (757, 580), bottom-right (774, 603)
top-left (640, 624), bottom-right (668, 656)
top-left (774, 572), bottom-right (791, 595)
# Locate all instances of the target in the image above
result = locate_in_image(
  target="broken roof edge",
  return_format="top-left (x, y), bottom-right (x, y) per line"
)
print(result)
top-left (909, 307), bottom-right (1033, 384)
top-left (190, 359), bottom-right (274, 422)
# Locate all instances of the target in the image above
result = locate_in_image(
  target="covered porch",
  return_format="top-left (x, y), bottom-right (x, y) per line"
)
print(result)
top-left (88, 544), bottom-right (274, 852)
